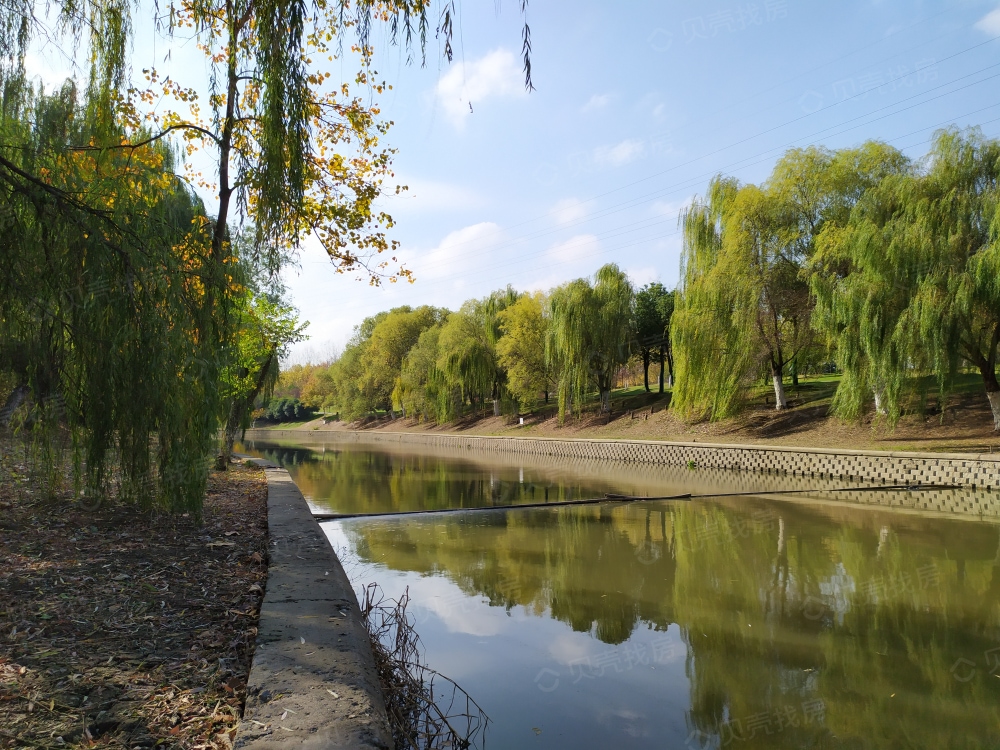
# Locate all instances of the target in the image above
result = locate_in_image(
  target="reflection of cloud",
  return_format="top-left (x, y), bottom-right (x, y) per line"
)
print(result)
top-left (550, 198), bottom-right (589, 226)
top-left (548, 633), bottom-right (595, 665)
top-left (976, 7), bottom-right (1000, 36)
top-left (418, 577), bottom-right (510, 637)
top-left (582, 93), bottom-right (611, 112)
top-left (594, 139), bottom-right (645, 168)
top-left (435, 48), bottom-right (525, 128)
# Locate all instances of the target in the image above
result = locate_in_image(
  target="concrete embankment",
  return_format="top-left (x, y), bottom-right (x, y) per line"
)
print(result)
top-left (247, 430), bottom-right (1000, 492)
top-left (234, 460), bottom-right (392, 750)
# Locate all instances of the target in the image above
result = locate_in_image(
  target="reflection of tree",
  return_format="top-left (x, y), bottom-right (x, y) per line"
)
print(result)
top-left (676, 508), bottom-right (1000, 748)
top-left (249, 441), bottom-right (623, 516)
top-left (357, 495), bottom-right (1000, 747)
top-left (343, 503), bottom-right (678, 645)
top-left (248, 442), bottom-right (1000, 748)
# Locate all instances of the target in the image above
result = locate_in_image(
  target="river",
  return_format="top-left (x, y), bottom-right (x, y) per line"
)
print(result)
top-left (240, 437), bottom-right (1000, 749)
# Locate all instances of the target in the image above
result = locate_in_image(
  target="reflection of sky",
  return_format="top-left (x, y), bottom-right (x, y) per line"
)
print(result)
top-left (322, 522), bottom-right (692, 749)
top-left (247, 441), bottom-right (1000, 749)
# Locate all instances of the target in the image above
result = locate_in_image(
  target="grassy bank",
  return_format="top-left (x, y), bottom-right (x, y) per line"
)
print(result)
top-left (290, 374), bottom-right (1000, 454)
top-left (0, 448), bottom-right (268, 749)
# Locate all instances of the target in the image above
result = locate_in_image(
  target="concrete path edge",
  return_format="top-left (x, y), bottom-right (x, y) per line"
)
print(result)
top-left (234, 460), bottom-right (393, 750)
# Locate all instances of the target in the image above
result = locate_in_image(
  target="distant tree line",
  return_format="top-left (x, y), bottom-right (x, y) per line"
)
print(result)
top-left (276, 268), bottom-right (675, 423)
top-left (283, 127), bottom-right (1000, 433)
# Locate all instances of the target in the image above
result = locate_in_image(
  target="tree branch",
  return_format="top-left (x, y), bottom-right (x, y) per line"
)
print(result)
top-left (68, 123), bottom-right (222, 151)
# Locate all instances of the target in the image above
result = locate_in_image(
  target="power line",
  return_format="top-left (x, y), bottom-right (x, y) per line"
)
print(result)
top-left (400, 107), bottom-right (1000, 290)
top-left (410, 67), bottom-right (1000, 279)
top-left (385, 32), bottom-right (1000, 261)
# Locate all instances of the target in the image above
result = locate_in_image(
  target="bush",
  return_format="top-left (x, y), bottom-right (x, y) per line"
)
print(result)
top-left (260, 397), bottom-right (316, 423)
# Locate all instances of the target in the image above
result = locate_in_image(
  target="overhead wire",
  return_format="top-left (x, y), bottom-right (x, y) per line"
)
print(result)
top-left (384, 31), bottom-right (1000, 262)
top-left (401, 54), bottom-right (1000, 277)
top-left (408, 76), bottom-right (1000, 284)
top-left (387, 104), bottom-right (1000, 291)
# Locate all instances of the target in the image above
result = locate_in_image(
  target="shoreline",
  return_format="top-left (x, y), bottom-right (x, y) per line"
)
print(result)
top-left (245, 428), bottom-right (1000, 490)
top-left (234, 460), bottom-right (392, 749)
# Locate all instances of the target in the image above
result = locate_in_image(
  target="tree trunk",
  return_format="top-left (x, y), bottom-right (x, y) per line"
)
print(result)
top-left (492, 398), bottom-right (501, 417)
top-left (988, 390), bottom-right (1000, 432)
top-left (658, 345), bottom-right (665, 394)
top-left (665, 340), bottom-right (674, 389)
top-left (600, 389), bottom-right (611, 413)
top-left (0, 384), bottom-right (28, 427)
top-left (873, 388), bottom-right (887, 416)
top-left (221, 349), bottom-right (276, 468)
top-left (642, 350), bottom-right (650, 392)
top-left (771, 369), bottom-right (788, 411)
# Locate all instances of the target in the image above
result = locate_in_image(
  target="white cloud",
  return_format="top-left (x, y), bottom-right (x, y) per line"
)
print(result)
top-left (594, 138), bottom-right (645, 168)
top-left (547, 234), bottom-right (601, 264)
top-left (627, 266), bottom-right (660, 288)
top-left (550, 198), bottom-right (589, 226)
top-left (582, 93), bottom-right (611, 112)
top-left (387, 177), bottom-right (484, 215)
top-left (434, 48), bottom-right (525, 128)
top-left (976, 7), bottom-right (1000, 36)
top-left (22, 51), bottom-right (75, 90)
top-left (416, 222), bottom-right (505, 280)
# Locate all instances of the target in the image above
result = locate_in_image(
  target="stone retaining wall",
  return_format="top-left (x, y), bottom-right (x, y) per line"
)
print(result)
top-left (251, 429), bottom-right (1000, 490)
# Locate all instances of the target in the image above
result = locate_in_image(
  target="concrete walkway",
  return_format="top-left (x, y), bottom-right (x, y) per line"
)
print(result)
top-left (234, 461), bottom-right (392, 750)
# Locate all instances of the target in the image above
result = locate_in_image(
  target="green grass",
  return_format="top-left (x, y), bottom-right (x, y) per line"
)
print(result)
top-left (256, 418), bottom-right (318, 429)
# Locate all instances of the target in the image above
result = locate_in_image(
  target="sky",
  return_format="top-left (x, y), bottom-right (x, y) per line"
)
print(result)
top-left (24, 0), bottom-right (1000, 363)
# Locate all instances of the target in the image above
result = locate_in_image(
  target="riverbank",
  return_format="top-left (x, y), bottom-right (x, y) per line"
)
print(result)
top-left (279, 381), bottom-right (1000, 455)
top-left (0, 455), bottom-right (268, 749)
top-left (234, 462), bottom-right (391, 749)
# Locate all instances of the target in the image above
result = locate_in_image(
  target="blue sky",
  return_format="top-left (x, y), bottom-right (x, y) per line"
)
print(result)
top-left (25, 0), bottom-right (1000, 362)
top-left (281, 0), bottom-right (1000, 362)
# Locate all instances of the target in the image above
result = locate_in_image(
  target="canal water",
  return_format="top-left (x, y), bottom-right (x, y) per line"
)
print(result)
top-left (240, 438), bottom-right (1000, 749)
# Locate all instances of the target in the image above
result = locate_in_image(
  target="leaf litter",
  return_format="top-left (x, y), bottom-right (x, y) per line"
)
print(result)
top-left (0, 446), bottom-right (268, 750)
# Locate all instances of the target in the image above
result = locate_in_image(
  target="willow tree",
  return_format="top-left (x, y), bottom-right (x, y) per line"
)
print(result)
top-left (0, 82), bottom-right (231, 510)
top-left (359, 305), bottom-right (443, 414)
top-left (496, 292), bottom-right (553, 410)
top-left (674, 177), bottom-right (811, 417)
top-left (915, 129), bottom-right (1000, 430)
top-left (438, 287), bottom-right (521, 417)
top-left (394, 323), bottom-right (457, 423)
top-left (811, 130), bottom-right (1000, 429)
top-left (809, 146), bottom-right (916, 422)
top-left (548, 264), bottom-right (634, 419)
top-left (220, 285), bottom-right (306, 466)
top-left (0, 0), bottom-right (533, 510)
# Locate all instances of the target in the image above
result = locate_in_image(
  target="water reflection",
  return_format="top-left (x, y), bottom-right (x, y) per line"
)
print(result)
top-left (241, 439), bottom-right (1000, 749)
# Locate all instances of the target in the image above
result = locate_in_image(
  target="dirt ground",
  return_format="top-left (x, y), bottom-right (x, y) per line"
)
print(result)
top-left (0, 453), bottom-right (268, 750)
top-left (299, 382), bottom-right (1000, 455)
